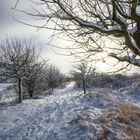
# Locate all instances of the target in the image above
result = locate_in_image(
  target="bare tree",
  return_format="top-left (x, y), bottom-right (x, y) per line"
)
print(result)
top-left (72, 61), bottom-right (92, 93)
top-left (14, 0), bottom-right (140, 68)
top-left (44, 64), bottom-right (65, 91)
top-left (23, 60), bottom-right (47, 98)
top-left (0, 39), bottom-right (42, 103)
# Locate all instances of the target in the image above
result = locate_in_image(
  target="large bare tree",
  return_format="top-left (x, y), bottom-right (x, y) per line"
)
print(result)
top-left (14, 0), bottom-right (140, 68)
top-left (0, 39), bottom-right (42, 103)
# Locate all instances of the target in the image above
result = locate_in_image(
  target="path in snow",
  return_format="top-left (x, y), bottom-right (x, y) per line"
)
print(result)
top-left (0, 82), bottom-right (86, 140)
top-left (0, 82), bottom-right (140, 140)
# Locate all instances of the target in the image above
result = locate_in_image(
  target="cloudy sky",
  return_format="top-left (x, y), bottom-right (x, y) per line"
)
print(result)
top-left (0, 0), bottom-right (139, 74)
top-left (0, 0), bottom-right (76, 74)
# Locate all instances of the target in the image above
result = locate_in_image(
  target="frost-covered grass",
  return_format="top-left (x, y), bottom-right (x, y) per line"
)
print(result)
top-left (0, 81), bottom-right (140, 140)
top-left (97, 103), bottom-right (140, 140)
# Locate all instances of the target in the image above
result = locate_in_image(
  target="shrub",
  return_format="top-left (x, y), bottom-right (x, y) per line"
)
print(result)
top-left (117, 104), bottom-right (140, 124)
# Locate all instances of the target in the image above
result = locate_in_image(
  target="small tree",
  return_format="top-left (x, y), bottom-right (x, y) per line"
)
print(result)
top-left (23, 60), bottom-right (47, 98)
top-left (0, 39), bottom-right (41, 103)
top-left (72, 61), bottom-right (92, 93)
top-left (44, 64), bottom-right (65, 91)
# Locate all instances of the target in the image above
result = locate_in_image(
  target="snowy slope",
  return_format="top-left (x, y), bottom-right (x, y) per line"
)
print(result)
top-left (0, 82), bottom-right (140, 140)
top-left (0, 82), bottom-right (83, 140)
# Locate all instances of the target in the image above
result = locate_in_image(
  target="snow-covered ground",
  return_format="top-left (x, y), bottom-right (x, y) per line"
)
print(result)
top-left (0, 82), bottom-right (140, 140)
top-left (0, 83), bottom-right (13, 92)
top-left (0, 83), bottom-right (16, 104)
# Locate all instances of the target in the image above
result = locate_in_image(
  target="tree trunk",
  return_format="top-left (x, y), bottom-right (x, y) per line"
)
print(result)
top-left (83, 78), bottom-right (86, 94)
top-left (28, 87), bottom-right (32, 98)
top-left (50, 80), bottom-right (54, 91)
top-left (18, 78), bottom-right (22, 103)
top-left (51, 86), bottom-right (54, 91)
top-left (28, 84), bottom-right (34, 98)
top-left (29, 86), bottom-right (34, 98)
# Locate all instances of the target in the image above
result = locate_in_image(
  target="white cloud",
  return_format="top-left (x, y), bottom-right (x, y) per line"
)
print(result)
top-left (0, 0), bottom-right (140, 74)
top-left (0, 5), bottom-right (74, 74)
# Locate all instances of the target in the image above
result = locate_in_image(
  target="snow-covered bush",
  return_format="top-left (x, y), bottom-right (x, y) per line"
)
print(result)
top-left (119, 80), bottom-right (140, 95)
top-left (87, 73), bottom-right (129, 89)
top-left (74, 70), bottom-right (140, 90)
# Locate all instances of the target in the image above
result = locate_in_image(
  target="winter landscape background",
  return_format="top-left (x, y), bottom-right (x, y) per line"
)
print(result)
top-left (0, 0), bottom-right (140, 140)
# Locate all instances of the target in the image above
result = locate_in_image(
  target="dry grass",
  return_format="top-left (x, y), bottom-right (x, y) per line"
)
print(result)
top-left (117, 104), bottom-right (140, 124)
top-left (98, 103), bottom-right (140, 140)
top-left (123, 127), bottom-right (140, 140)
top-left (100, 124), bottom-right (110, 139)
top-left (127, 127), bottom-right (140, 140)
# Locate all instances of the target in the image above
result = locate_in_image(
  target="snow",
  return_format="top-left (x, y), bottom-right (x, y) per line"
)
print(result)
top-left (0, 82), bottom-right (140, 140)
top-left (0, 83), bottom-right (16, 104)
top-left (76, 17), bottom-right (122, 32)
top-left (128, 26), bottom-right (137, 35)
top-left (136, 5), bottom-right (140, 16)
top-left (0, 83), bottom-right (13, 92)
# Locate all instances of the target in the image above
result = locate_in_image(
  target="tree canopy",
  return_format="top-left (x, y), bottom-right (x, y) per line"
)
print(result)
top-left (14, 0), bottom-right (140, 67)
